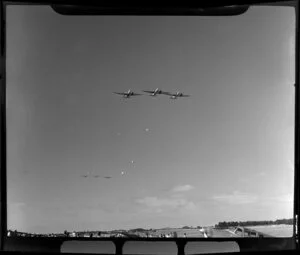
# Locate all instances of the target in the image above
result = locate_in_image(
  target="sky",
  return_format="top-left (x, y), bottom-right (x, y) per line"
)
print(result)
top-left (6, 5), bottom-right (295, 233)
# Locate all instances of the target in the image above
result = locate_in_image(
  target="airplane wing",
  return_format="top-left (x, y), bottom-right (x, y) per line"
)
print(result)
top-left (143, 90), bottom-right (155, 94)
top-left (104, 176), bottom-right (112, 179)
top-left (113, 92), bottom-right (126, 96)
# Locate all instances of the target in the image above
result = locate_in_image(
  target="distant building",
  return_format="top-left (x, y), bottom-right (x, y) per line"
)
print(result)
top-left (101, 233), bottom-right (111, 238)
top-left (69, 232), bottom-right (77, 237)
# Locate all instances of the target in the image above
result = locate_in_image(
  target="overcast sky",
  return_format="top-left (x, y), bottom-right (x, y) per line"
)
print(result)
top-left (6, 5), bottom-right (295, 233)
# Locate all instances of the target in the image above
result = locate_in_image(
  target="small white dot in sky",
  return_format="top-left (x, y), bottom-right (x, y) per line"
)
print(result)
top-left (117, 132), bottom-right (121, 136)
top-left (145, 128), bottom-right (150, 132)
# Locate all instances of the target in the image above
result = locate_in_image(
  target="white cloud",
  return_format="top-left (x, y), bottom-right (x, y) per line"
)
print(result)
top-left (8, 202), bottom-right (26, 209)
top-left (136, 185), bottom-right (197, 214)
top-left (7, 202), bottom-right (26, 231)
top-left (172, 184), bottom-right (194, 192)
top-left (213, 192), bottom-right (293, 206)
top-left (258, 172), bottom-right (266, 177)
top-left (288, 159), bottom-right (294, 171)
top-left (213, 191), bottom-right (258, 205)
top-left (136, 196), bottom-right (196, 212)
top-left (267, 193), bottom-right (293, 204)
top-left (137, 196), bottom-right (185, 207)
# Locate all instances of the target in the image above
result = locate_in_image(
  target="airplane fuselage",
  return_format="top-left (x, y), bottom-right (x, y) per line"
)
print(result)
top-left (169, 92), bottom-right (188, 99)
top-left (123, 90), bottom-right (134, 98)
top-left (151, 89), bottom-right (162, 96)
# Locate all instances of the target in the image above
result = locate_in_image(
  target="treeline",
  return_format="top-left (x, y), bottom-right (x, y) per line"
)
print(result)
top-left (129, 228), bottom-right (148, 232)
top-left (215, 219), bottom-right (293, 229)
top-left (182, 226), bottom-right (202, 229)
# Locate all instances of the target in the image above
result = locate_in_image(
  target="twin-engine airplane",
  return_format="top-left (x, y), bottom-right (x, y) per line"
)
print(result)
top-left (113, 89), bottom-right (142, 98)
top-left (114, 89), bottom-right (190, 99)
top-left (80, 172), bottom-right (112, 179)
top-left (142, 88), bottom-right (170, 96)
top-left (165, 91), bottom-right (190, 99)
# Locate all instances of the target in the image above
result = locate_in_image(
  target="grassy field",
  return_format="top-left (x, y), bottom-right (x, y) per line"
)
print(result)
top-left (210, 228), bottom-right (238, 237)
top-left (153, 225), bottom-right (294, 238)
top-left (247, 224), bottom-right (293, 237)
top-left (148, 227), bottom-right (235, 238)
top-left (132, 225), bottom-right (293, 238)
top-left (147, 228), bottom-right (205, 238)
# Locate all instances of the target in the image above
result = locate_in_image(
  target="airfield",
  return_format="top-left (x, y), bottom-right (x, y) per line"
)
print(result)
top-left (7, 224), bottom-right (293, 238)
top-left (246, 225), bottom-right (293, 237)
top-left (146, 225), bottom-right (293, 238)
top-left (145, 227), bottom-right (234, 238)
